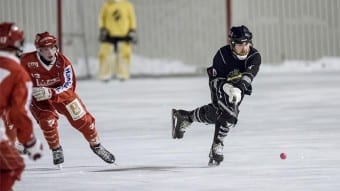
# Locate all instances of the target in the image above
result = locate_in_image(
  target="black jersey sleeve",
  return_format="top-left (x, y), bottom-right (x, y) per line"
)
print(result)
top-left (207, 48), bottom-right (228, 81)
top-left (207, 48), bottom-right (231, 105)
top-left (234, 49), bottom-right (261, 95)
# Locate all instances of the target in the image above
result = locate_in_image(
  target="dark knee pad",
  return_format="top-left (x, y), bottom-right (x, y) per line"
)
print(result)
top-left (217, 111), bottom-right (238, 127)
top-left (193, 104), bottom-right (218, 124)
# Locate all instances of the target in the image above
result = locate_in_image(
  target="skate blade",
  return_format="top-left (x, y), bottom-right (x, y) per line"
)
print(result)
top-left (55, 164), bottom-right (63, 170)
top-left (106, 158), bottom-right (116, 164)
top-left (208, 159), bottom-right (221, 167)
top-left (100, 153), bottom-right (115, 164)
top-left (171, 109), bottom-right (177, 139)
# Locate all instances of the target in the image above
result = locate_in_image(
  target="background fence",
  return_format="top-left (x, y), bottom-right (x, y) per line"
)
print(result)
top-left (1, 0), bottom-right (339, 78)
top-left (233, 0), bottom-right (340, 63)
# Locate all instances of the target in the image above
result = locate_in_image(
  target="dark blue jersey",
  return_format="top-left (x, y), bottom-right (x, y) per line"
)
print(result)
top-left (207, 45), bottom-right (261, 95)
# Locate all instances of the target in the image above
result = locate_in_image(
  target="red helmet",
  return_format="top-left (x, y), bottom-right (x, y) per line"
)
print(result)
top-left (0, 22), bottom-right (24, 51)
top-left (35, 32), bottom-right (57, 49)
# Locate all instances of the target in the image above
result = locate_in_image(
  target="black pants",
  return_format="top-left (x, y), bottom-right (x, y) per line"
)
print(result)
top-left (191, 79), bottom-right (241, 143)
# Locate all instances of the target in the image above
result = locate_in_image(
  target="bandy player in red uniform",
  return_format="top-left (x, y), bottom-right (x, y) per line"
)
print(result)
top-left (20, 32), bottom-right (115, 166)
top-left (0, 22), bottom-right (43, 191)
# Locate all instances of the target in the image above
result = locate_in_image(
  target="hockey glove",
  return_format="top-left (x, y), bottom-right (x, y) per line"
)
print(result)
top-left (99, 28), bottom-right (108, 42)
top-left (32, 87), bottom-right (53, 101)
top-left (222, 83), bottom-right (242, 104)
top-left (235, 79), bottom-right (252, 95)
top-left (127, 30), bottom-right (137, 44)
top-left (25, 138), bottom-right (43, 161)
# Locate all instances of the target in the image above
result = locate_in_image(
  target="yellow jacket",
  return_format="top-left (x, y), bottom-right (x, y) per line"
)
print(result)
top-left (99, 0), bottom-right (137, 37)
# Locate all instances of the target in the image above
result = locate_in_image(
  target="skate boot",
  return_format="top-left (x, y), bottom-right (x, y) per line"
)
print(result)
top-left (172, 109), bottom-right (193, 139)
top-left (90, 144), bottom-right (115, 164)
top-left (52, 146), bottom-right (64, 166)
top-left (208, 142), bottom-right (224, 166)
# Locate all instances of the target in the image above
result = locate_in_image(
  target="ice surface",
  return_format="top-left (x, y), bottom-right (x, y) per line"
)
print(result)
top-left (15, 70), bottom-right (340, 191)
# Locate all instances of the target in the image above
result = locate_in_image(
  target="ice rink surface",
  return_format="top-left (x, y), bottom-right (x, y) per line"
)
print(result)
top-left (15, 70), bottom-right (340, 191)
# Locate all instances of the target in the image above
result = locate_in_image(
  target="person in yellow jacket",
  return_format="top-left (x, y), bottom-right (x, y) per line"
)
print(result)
top-left (98, 0), bottom-right (137, 81)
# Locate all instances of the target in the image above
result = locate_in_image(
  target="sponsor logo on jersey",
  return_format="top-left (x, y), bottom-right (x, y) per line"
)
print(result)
top-left (55, 60), bottom-right (61, 68)
top-left (27, 62), bottom-right (39, 68)
top-left (35, 77), bottom-right (61, 87)
top-left (32, 73), bottom-right (40, 78)
top-left (55, 65), bottom-right (73, 94)
top-left (64, 66), bottom-right (72, 86)
top-left (212, 68), bottom-right (217, 77)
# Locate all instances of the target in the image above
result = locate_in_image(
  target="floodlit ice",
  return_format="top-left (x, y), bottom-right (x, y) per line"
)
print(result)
top-left (14, 60), bottom-right (340, 191)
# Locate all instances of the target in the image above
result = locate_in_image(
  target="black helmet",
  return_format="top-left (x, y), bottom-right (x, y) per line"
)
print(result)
top-left (229, 25), bottom-right (252, 45)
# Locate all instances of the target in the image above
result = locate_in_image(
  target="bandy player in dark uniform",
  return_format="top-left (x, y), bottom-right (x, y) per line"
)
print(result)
top-left (172, 25), bottom-right (261, 165)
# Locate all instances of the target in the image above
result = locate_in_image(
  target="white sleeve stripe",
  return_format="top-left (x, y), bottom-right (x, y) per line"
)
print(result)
top-left (242, 75), bottom-right (252, 84)
top-left (219, 49), bottom-right (226, 64)
top-left (217, 100), bottom-right (237, 118)
top-left (244, 52), bottom-right (259, 68)
top-left (54, 65), bottom-right (73, 94)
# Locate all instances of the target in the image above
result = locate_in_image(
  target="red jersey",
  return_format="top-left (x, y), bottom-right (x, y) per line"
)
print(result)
top-left (0, 51), bottom-right (34, 143)
top-left (20, 51), bottom-right (77, 103)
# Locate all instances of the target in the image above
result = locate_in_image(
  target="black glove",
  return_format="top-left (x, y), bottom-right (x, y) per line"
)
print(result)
top-left (99, 28), bottom-right (109, 42)
top-left (234, 79), bottom-right (252, 95)
top-left (127, 30), bottom-right (137, 44)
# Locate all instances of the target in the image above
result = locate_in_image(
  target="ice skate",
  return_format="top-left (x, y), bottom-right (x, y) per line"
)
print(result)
top-left (208, 142), bottom-right (224, 166)
top-left (52, 146), bottom-right (64, 168)
top-left (171, 109), bottom-right (192, 139)
top-left (91, 144), bottom-right (115, 164)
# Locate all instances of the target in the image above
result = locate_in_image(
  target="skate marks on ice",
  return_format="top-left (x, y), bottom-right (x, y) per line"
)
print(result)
top-left (24, 165), bottom-right (111, 175)
top-left (92, 164), bottom-right (211, 173)
top-left (25, 164), bottom-right (210, 174)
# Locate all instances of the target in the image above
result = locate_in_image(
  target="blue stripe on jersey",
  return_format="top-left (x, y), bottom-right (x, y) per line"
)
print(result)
top-left (55, 65), bottom-right (73, 94)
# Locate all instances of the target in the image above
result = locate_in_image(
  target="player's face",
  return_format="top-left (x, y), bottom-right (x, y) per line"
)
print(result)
top-left (38, 46), bottom-right (57, 61)
top-left (234, 42), bottom-right (250, 56)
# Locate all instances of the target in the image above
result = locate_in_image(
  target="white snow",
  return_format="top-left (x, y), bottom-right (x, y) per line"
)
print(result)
top-left (24, 43), bottom-right (340, 76)
top-left (262, 57), bottom-right (340, 73)
top-left (14, 60), bottom-right (340, 191)
top-left (74, 55), bottom-right (340, 77)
